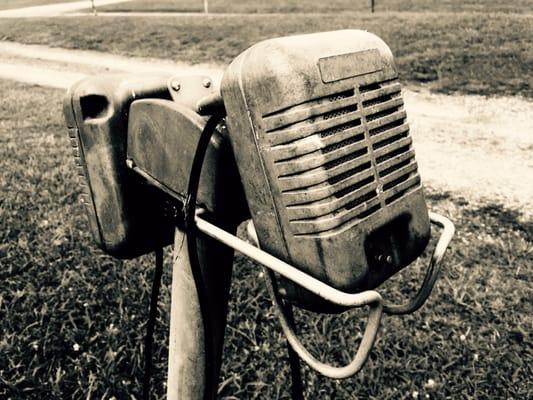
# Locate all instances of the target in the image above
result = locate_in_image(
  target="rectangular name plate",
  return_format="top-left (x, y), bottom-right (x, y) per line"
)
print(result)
top-left (318, 49), bottom-right (383, 83)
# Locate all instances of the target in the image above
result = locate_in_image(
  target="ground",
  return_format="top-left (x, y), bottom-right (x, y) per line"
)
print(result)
top-left (1, 12), bottom-right (531, 98)
top-left (0, 1), bottom-right (531, 399)
top-left (0, 80), bottom-right (531, 399)
top-left (0, 0), bottom-right (70, 11)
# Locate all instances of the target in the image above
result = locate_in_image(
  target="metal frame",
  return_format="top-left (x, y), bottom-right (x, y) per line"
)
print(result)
top-left (195, 212), bottom-right (454, 379)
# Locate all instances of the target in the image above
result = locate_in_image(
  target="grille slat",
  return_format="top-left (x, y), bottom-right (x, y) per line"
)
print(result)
top-left (267, 110), bottom-right (362, 146)
top-left (282, 169), bottom-right (375, 206)
top-left (371, 123), bottom-right (410, 147)
top-left (286, 181), bottom-right (377, 220)
top-left (269, 124), bottom-right (365, 161)
top-left (290, 196), bottom-right (382, 235)
top-left (364, 97), bottom-right (404, 120)
top-left (360, 81), bottom-right (401, 102)
top-left (264, 94), bottom-right (357, 132)
top-left (377, 149), bottom-right (416, 175)
top-left (262, 77), bottom-right (421, 235)
top-left (374, 136), bottom-right (412, 161)
top-left (278, 155), bottom-right (372, 191)
top-left (368, 110), bottom-right (406, 134)
top-left (380, 161), bottom-right (418, 188)
top-left (276, 140), bottom-right (368, 176)
top-left (384, 174), bottom-right (421, 204)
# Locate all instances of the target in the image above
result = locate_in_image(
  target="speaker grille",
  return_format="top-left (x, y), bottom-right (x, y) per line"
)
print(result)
top-left (68, 128), bottom-right (93, 212)
top-left (263, 77), bottom-right (420, 235)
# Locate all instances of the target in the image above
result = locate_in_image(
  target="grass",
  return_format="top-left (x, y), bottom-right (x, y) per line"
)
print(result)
top-left (0, 0), bottom-right (74, 11)
top-left (0, 79), bottom-right (531, 399)
top-left (0, 11), bottom-right (531, 98)
top-left (98, 0), bottom-right (533, 14)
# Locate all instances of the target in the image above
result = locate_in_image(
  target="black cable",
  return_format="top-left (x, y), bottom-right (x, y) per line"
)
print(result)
top-left (284, 303), bottom-right (305, 400)
top-left (143, 247), bottom-right (164, 400)
top-left (184, 113), bottom-right (225, 400)
top-left (266, 269), bottom-right (305, 399)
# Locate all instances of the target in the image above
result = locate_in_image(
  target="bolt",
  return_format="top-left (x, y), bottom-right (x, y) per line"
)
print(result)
top-left (170, 80), bottom-right (181, 91)
top-left (126, 158), bottom-right (135, 169)
top-left (202, 78), bottom-right (212, 88)
top-left (386, 255), bottom-right (393, 264)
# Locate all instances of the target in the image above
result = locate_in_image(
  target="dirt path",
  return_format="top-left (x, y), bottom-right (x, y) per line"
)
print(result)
top-left (0, 0), bottom-right (131, 17)
top-left (0, 41), bottom-right (531, 216)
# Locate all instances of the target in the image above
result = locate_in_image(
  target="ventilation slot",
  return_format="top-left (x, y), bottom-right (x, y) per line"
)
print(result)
top-left (359, 82), bottom-right (381, 93)
top-left (369, 118), bottom-right (404, 136)
top-left (373, 130), bottom-right (409, 150)
top-left (323, 105), bottom-right (357, 120)
top-left (324, 148), bottom-right (367, 170)
top-left (263, 89), bottom-right (356, 133)
top-left (319, 118), bottom-right (361, 138)
top-left (263, 89), bottom-right (355, 118)
top-left (376, 145), bottom-right (411, 164)
top-left (322, 133), bottom-right (365, 154)
top-left (383, 173), bottom-right (411, 191)
top-left (335, 176), bottom-right (374, 199)
top-left (345, 190), bottom-right (378, 210)
top-left (366, 107), bottom-right (399, 122)
top-left (379, 158), bottom-right (412, 177)
top-left (385, 176), bottom-right (421, 205)
top-left (355, 203), bottom-right (381, 218)
top-left (328, 162), bottom-right (372, 185)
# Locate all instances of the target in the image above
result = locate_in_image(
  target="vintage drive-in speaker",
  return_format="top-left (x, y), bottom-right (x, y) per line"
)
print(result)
top-left (221, 30), bottom-right (431, 311)
top-left (63, 74), bottom-right (176, 258)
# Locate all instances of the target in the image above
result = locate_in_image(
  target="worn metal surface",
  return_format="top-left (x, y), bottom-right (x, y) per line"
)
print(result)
top-left (221, 30), bottom-right (431, 311)
top-left (167, 223), bottom-right (236, 400)
top-left (63, 73), bottom-right (174, 258)
top-left (127, 100), bottom-right (247, 222)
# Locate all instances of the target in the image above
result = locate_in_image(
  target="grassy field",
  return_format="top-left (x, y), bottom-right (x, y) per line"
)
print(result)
top-left (98, 0), bottom-right (533, 14)
top-left (0, 79), bottom-right (531, 399)
top-left (0, 0), bottom-right (73, 11)
top-left (1, 11), bottom-right (531, 98)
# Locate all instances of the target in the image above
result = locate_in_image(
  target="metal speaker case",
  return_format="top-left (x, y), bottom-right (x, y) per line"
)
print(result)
top-left (63, 74), bottom-right (174, 258)
top-left (221, 30), bottom-right (431, 311)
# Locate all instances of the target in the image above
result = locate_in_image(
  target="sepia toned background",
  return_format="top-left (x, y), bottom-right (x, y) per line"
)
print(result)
top-left (0, 1), bottom-right (531, 398)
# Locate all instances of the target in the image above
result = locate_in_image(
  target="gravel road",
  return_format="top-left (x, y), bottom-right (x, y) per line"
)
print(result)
top-left (0, 41), bottom-right (531, 217)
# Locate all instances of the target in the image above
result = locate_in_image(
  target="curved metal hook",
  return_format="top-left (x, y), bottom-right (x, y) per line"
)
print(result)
top-left (195, 215), bottom-right (383, 379)
top-left (265, 269), bottom-right (382, 379)
top-left (382, 212), bottom-right (455, 315)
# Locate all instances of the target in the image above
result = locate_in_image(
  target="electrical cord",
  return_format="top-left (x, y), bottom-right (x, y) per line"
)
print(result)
top-left (183, 113), bottom-right (225, 400)
top-left (284, 303), bottom-right (305, 400)
top-left (143, 247), bottom-right (164, 400)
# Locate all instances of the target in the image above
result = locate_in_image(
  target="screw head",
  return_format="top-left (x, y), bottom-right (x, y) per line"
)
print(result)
top-left (170, 80), bottom-right (181, 91)
top-left (202, 78), bottom-right (212, 88)
top-left (126, 158), bottom-right (135, 169)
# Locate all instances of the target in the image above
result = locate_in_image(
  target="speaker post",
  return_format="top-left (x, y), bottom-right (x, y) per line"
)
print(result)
top-left (167, 225), bottom-right (235, 400)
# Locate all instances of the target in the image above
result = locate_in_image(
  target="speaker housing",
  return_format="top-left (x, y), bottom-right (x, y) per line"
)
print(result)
top-left (63, 74), bottom-right (174, 258)
top-left (221, 30), bottom-right (431, 310)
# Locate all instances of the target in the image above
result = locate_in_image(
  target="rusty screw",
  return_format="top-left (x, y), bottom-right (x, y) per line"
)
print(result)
top-left (170, 80), bottom-right (181, 91)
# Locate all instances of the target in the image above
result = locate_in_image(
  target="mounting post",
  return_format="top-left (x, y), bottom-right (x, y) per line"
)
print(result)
top-left (167, 224), bottom-right (235, 399)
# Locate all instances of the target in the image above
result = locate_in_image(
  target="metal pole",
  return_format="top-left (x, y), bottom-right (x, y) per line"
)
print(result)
top-left (370, 0), bottom-right (375, 13)
top-left (167, 223), bottom-right (235, 399)
top-left (204, 0), bottom-right (209, 14)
